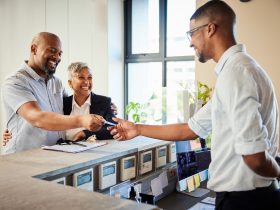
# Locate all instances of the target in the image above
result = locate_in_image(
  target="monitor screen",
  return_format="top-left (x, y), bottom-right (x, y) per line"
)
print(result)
top-left (176, 139), bottom-right (211, 191)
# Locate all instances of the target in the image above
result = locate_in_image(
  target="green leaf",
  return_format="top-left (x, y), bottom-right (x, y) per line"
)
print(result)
top-left (132, 113), bottom-right (140, 123)
top-left (197, 81), bottom-right (212, 104)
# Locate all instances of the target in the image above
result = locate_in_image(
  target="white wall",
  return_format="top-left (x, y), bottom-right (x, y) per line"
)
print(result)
top-left (108, 0), bottom-right (124, 118)
top-left (0, 0), bottom-right (124, 152)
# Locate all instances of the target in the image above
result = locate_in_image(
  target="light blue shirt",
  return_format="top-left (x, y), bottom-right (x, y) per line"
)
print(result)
top-left (188, 44), bottom-right (279, 191)
top-left (2, 62), bottom-right (67, 154)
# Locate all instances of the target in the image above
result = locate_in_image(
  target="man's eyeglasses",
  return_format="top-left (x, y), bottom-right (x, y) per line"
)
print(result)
top-left (186, 24), bottom-right (208, 41)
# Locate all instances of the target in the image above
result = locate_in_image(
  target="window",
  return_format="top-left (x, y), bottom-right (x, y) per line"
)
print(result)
top-left (124, 0), bottom-right (196, 124)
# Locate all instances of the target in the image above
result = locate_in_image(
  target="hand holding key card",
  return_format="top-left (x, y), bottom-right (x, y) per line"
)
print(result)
top-left (103, 120), bottom-right (117, 126)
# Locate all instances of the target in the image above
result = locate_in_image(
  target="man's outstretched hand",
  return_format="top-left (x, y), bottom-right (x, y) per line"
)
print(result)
top-left (108, 117), bottom-right (139, 141)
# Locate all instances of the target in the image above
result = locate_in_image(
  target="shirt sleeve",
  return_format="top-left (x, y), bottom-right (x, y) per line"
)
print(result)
top-left (3, 74), bottom-right (37, 113)
top-left (188, 100), bottom-right (212, 138)
top-left (228, 65), bottom-right (269, 155)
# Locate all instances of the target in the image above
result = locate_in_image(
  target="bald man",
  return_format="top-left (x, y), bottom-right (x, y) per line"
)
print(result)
top-left (2, 32), bottom-right (104, 154)
top-left (110, 1), bottom-right (280, 209)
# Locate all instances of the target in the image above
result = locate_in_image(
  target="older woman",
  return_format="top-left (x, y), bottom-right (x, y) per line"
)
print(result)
top-left (64, 62), bottom-right (115, 140)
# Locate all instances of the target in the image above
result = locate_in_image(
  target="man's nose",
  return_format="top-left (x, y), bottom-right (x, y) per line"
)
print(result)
top-left (52, 52), bottom-right (61, 61)
top-left (189, 41), bottom-right (194, 48)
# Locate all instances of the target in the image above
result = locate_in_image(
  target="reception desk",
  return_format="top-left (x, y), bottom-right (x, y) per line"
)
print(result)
top-left (0, 137), bottom-right (171, 210)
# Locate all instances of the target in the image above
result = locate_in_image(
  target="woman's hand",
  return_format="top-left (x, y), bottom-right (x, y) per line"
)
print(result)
top-left (3, 128), bottom-right (12, 146)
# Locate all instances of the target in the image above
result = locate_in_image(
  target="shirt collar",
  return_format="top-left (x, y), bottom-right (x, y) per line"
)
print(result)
top-left (23, 60), bottom-right (50, 82)
top-left (72, 93), bottom-right (91, 109)
top-left (214, 44), bottom-right (246, 76)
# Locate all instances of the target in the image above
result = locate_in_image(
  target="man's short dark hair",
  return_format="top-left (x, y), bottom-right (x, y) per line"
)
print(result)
top-left (190, 0), bottom-right (236, 24)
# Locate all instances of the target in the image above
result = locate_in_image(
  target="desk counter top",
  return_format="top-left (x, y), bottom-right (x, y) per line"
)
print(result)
top-left (0, 136), bottom-right (169, 210)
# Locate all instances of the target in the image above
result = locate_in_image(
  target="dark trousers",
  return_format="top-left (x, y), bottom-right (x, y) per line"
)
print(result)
top-left (215, 181), bottom-right (280, 210)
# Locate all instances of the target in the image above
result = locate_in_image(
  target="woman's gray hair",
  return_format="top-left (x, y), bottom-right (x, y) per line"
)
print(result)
top-left (67, 62), bottom-right (91, 79)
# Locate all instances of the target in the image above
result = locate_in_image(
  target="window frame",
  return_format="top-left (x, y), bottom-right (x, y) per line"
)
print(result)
top-left (124, 0), bottom-right (195, 119)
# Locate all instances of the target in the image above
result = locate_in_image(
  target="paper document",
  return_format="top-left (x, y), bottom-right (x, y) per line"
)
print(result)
top-left (186, 177), bottom-right (195, 192)
top-left (200, 197), bottom-right (215, 205)
top-left (151, 177), bottom-right (163, 196)
top-left (159, 171), bottom-right (168, 188)
top-left (188, 202), bottom-right (215, 210)
top-left (194, 174), bottom-right (201, 188)
top-left (42, 141), bottom-right (107, 153)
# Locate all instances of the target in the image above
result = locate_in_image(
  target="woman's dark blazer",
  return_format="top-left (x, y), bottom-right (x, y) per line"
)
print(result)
top-left (63, 92), bottom-right (115, 140)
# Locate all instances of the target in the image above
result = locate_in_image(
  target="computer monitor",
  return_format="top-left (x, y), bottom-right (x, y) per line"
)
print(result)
top-left (176, 139), bottom-right (211, 193)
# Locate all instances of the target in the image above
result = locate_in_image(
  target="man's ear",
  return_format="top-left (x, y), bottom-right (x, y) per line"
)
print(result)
top-left (208, 23), bottom-right (217, 38)
top-left (31, 44), bottom-right (37, 54)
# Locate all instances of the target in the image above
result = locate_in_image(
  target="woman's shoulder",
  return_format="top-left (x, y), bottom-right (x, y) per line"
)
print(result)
top-left (91, 93), bottom-right (111, 103)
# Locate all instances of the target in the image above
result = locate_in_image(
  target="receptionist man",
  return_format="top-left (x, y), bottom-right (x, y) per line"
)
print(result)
top-left (2, 32), bottom-right (104, 154)
top-left (109, 1), bottom-right (280, 210)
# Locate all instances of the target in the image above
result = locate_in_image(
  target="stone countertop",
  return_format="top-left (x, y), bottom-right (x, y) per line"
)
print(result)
top-left (0, 137), bottom-right (170, 210)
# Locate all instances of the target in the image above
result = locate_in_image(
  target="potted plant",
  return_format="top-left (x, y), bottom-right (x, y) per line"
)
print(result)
top-left (194, 81), bottom-right (213, 149)
top-left (125, 101), bottom-right (141, 123)
top-left (125, 90), bottom-right (164, 124)
top-left (197, 81), bottom-right (212, 105)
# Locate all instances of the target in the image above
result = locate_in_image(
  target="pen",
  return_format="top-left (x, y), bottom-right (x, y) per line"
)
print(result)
top-left (75, 137), bottom-right (86, 142)
top-left (71, 142), bottom-right (87, 147)
top-left (104, 120), bottom-right (117, 126)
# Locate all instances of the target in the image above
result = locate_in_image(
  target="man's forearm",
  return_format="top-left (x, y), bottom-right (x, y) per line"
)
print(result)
top-left (257, 155), bottom-right (280, 178)
top-left (243, 152), bottom-right (280, 178)
top-left (17, 101), bottom-right (86, 131)
top-left (31, 112), bottom-right (84, 130)
top-left (137, 123), bottom-right (198, 141)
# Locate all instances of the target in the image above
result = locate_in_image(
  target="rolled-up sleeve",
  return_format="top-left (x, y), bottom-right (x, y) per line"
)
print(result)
top-left (188, 100), bottom-right (212, 139)
top-left (230, 67), bottom-right (269, 155)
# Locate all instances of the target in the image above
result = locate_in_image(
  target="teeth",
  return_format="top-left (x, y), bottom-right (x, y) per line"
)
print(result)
top-left (48, 61), bottom-right (56, 68)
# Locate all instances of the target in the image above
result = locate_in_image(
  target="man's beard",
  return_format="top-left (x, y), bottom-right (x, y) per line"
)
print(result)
top-left (44, 59), bottom-right (58, 77)
top-left (44, 66), bottom-right (56, 77)
top-left (198, 53), bottom-right (207, 63)
top-left (195, 49), bottom-right (207, 63)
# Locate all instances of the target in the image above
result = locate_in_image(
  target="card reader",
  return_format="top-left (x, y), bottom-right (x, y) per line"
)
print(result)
top-left (99, 161), bottom-right (117, 190)
top-left (139, 150), bottom-right (153, 175)
top-left (156, 146), bottom-right (167, 168)
top-left (168, 143), bottom-right (176, 163)
top-left (73, 168), bottom-right (93, 191)
top-left (120, 155), bottom-right (136, 181)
